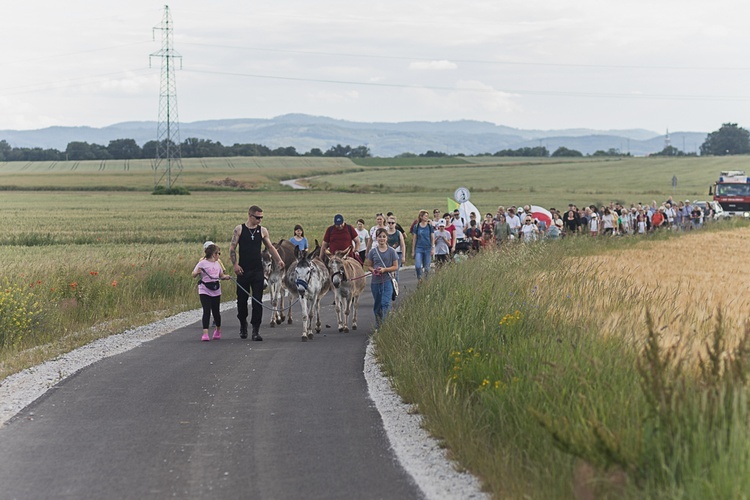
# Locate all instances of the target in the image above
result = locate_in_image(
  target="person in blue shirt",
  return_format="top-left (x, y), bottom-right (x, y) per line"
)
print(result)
top-left (410, 209), bottom-right (435, 281)
top-left (290, 224), bottom-right (308, 252)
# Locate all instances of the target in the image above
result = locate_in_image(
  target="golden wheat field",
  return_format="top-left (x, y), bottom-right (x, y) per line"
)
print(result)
top-left (557, 228), bottom-right (750, 361)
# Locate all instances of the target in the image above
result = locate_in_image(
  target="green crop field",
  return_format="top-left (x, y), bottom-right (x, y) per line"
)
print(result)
top-left (2, 155), bottom-right (746, 210)
top-left (0, 156), bottom-right (360, 191)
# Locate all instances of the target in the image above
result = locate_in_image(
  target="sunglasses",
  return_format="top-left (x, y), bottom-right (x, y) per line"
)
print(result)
top-left (388, 221), bottom-right (396, 224)
top-left (252, 214), bottom-right (263, 220)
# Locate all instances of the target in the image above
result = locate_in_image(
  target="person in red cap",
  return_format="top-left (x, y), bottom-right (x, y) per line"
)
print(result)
top-left (321, 214), bottom-right (359, 261)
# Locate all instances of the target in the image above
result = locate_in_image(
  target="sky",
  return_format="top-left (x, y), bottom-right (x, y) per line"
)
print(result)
top-left (2, 1), bottom-right (750, 134)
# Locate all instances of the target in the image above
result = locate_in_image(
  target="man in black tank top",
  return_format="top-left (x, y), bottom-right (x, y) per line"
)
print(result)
top-left (230, 205), bottom-right (285, 340)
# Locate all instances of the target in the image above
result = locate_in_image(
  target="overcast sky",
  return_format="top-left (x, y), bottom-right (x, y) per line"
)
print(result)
top-left (2, 1), bottom-right (749, 133)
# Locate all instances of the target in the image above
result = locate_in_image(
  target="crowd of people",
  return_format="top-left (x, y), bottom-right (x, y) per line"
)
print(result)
top-left (192, 199), bottom-right (720, 341)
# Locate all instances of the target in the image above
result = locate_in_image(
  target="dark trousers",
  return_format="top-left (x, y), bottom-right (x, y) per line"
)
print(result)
top-left (237, 272), bottom-right (264, 328)
top-left (199, 294), bottom-right (221, 330)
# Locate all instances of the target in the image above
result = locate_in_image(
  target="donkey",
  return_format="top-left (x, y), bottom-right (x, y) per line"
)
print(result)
top-left (286, 247), bottom-right (330, 341)
top-left (327, 251), bottom-right (366, 332)
top-left (262, 239), bottom-right (297, 327)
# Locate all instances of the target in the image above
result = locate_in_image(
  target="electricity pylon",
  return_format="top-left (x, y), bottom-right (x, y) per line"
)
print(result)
top-left (150, 5), bottom-right (183, 190)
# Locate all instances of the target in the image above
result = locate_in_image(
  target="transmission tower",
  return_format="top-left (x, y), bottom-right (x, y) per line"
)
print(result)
top-left (150, 5), bottom-right (183, 190)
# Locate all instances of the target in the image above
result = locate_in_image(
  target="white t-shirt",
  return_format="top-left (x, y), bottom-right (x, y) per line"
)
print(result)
top-left (520, 223), bottom-right (537, 241)
top-left (369, 225), bottom-right (384, 246)
top-left (355, 228), bottom-right (368, 251)
top-left (507, 214), bottom-right (521, 232)
top-left (452, 217), bottom-right (466, 239)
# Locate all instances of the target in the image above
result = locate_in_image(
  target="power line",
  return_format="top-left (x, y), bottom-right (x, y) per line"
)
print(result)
top-left (180, 41), bottom-right (750, 72)
top-left (183, 68), bottom-right (750, 103)
top-left (0, 68), bottom-right (152, 96)
top-left (0, 41), bottom-right (153, 67)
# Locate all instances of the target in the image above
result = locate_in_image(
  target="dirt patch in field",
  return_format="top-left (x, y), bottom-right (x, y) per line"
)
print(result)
top-left (206, 177), bottom-right (255, 189)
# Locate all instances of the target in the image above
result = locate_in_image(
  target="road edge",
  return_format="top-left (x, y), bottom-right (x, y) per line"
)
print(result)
top-left (363, 341), bottom-right (488, 500)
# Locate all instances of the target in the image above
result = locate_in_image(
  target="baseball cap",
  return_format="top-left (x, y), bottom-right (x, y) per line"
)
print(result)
top-left (438, 218), bottom-right (446, 227)
top-left (203, 241), bottom-right (215, 249)
top-left (334, 214), bottom-right (344, 225)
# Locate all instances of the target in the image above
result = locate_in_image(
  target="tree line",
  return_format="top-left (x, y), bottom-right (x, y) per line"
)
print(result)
top-left (1, 123), bottom-right (748, 161)
top-left (0, 138), bottom-right (372, 162)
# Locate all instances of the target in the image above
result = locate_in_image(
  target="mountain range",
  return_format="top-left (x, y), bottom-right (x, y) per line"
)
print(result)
top-left (0, 114), bottom-right (708, 157)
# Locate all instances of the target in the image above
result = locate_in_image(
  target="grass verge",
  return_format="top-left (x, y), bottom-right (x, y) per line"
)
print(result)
top-left (374, 222), bottom-right (750, 498)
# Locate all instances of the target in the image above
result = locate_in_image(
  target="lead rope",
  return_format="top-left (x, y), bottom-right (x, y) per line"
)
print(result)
top-left (227, 274), bottom-right (302, 312)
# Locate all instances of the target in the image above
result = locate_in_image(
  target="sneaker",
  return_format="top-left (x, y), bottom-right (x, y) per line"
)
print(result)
top-left (201, 332), bottom-right (210, 342)
top-left (212, 329), bottom-right (221, 340)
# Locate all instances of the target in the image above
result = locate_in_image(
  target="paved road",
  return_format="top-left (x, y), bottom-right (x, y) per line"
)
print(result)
top-left (0, 273), bottom-right (422, 499)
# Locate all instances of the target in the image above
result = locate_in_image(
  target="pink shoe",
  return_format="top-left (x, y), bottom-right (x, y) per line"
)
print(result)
top-left (212, 329), bottom-right (221, 340)
top-left (201, 332), bottom-right (210, 341)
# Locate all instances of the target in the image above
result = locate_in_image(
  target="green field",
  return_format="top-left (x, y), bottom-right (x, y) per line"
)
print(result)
top-left (2, 155), bottom-right (750, 498)
top-left (2, 155), bottom-right (743, 212)
top-left (0, 157), bottom-right (359, 191)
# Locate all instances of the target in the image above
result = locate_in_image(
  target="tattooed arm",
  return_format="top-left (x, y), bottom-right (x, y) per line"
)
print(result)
top-left (230, 224), bottom-right (243, 275)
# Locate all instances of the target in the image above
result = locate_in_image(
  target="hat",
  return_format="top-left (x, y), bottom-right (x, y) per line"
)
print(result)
top-left (555, 219), bottom-right (563, 227)
top-left (203, 241), bottom-right (215, 249)
top-left (685, 199), bottom-right (690, 203)
top-left (438, 218), bottom-right (446, 227)
top-left (334, 214), bottom-right (344, 225)
top-left (591, 213), bottom-right (598, 218)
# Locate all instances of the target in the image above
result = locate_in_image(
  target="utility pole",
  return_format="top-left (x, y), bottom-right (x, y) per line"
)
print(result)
top-left (150, 5), bottom-right (183, 190)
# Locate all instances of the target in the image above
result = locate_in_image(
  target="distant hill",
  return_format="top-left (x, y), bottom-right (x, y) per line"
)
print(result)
top-left (0, 114), bottom-right (707, 157)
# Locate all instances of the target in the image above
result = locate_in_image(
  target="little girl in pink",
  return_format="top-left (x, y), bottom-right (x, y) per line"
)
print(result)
top-left (192, 244), bottom-right (230, 341)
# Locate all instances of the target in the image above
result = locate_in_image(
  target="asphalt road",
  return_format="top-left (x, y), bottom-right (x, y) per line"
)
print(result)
top-left (0, 273), bottom-right (422, 500)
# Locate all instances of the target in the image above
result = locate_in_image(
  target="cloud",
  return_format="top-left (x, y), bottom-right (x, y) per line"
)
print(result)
top-left (409, 60), bottom-right (458, 71)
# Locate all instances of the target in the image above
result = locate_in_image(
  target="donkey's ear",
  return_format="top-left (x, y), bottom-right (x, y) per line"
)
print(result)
top-left (295, 246), bottom-right (302, 260)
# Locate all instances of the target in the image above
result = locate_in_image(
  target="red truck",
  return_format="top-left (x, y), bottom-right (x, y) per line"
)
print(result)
top-left (709, 170), bottom-right (750, 218)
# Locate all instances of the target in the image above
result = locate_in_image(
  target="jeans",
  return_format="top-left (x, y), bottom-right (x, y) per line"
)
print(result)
top-left (371, 279), bottom-right (393, 328)
top-left (414, 247), bottom-right (432, 280)
top-left (395, 252), bottom-right (402, 282)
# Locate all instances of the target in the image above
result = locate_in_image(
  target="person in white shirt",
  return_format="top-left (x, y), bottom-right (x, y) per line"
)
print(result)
top-left (664, 203), bottom-right (676, 229)
top-left (451, 209), bottom-right (466, 240)
top-left (520, 216), bottom-right (539, 242)
top-left (355, 218), bottom-right (370, 262)
top-left (368, 213), bottom-right (386, 253)
top-left (506, 208), bottom-right (521, 239)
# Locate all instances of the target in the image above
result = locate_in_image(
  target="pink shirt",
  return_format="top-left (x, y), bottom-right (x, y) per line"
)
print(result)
top-left (193, 260), bottom-right (223, 297)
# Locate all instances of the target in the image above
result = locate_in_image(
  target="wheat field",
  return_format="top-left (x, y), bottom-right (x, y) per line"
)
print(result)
top-left (556, 228), bottom-right (750, 361)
